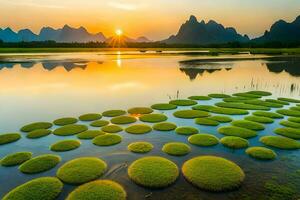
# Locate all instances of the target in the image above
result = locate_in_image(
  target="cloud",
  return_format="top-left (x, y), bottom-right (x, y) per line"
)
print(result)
top-left (2, 0), bottom-right (65, 9)
top-left (108, 1), bottom-right (138, 11)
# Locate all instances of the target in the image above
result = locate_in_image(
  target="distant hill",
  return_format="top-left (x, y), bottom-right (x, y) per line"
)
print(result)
top-left (163, 15), bottom-right (249, 45)
top-left (106, 35), bottom-right (152, 43)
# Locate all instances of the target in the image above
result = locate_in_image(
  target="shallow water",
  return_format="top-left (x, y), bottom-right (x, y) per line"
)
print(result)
top-left (0, 52), bottom-right (299, 199)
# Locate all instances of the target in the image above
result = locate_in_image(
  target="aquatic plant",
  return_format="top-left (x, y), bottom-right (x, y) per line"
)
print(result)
top-left (208, 93), bottom-right (231, 98)
top-left (20, 122), bottom-right (52, 132)
top-left (274, 127), bottom-right (300, 139)
top-left (162, 142), bottom-right (191, 156)
top-left (153, 122), bottom-right (177, 131)
top-left (151, 103), bottom-right (177, 110)
top-left (125, 124), bottom-right (152, 134)
top-left (218, 126), bottom-right (257, 138)
top-left (246, 147), bottom-right (277, 160)
top-left (90, 120), bottom-right (109, 127)
top-left (92, 134), bottom-right (122, 146)
top-left (77, 130), bottom-right (106, 139)
top-left (276, 109), bottom-right (300, 117)
top-left (110, 116), bottom-right (137, 124)
top-left (233, 92), bottom-right (261, 98)
top-left (53, 124), bottom-right (88, 136)
top-left (140, 113), bottom-right (168, 123)
top-left (79, 113), bottom-right (102, 121)
top-left (195, 118), bottom-right (219, 126)
top-left (50, 140), bottom-right (81, 152)
top-left (244, 115), bottom-right (274, 124)
top-left (216, 102), bottom-right (270, 111)
top-left (169, 99), bottom-right (197, 106)
top-left (0, 133), bottom-right (21, 145)
top-left (231, 120), bottom-right (265, 131)
top-left (175, 126), bottom-right (199, 135)
top-left (53, 117), bottom-right (78, 126)
top-left (260, 136), bottom-right (300, 149)
top-left (265, 99), bottom-right (289, 105)
top-left (247, 91), bottom-right (272, 96)
top-left (288, 117), bottom-right (300, 123)
top-left (102, 110), bottom-right (126, 117)
top-left (208, 115), bottom-right (233, 123)
top-left (27, 129), bottom-right (52, 139)
top-left (188, 96), bottom-right (212, 100)
top-left (128, 142), bottom-right (153, 153)
top-left (192, 105), bottom-right (249, 115)
top-left (244, 100), bottom-right (283, 108)
top-left (101, 125), bottom-right (123, 133)
top-left (127, 107), bottom-right (153, 114)
top-left (173, 110), bottom-right (210, 119)
top-left (252, 111), bottom-right (283, 119)
top-left (223, 97), bottom-right (253, 103)
top-left (220, 136), bottom-right (249, 149)
top-left (279, 120), bottom-right (300, 129)
top-left (188, 134), bottom-right (219, 146)
top-left (1, 152), bottom-right (32, 166)
top-left (278, 97), bottom-right (300, 103)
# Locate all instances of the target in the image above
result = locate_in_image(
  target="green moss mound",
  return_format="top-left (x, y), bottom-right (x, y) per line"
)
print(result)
top-left (246, 147), bottom-right (277, 160)
top-left (233, 92), bottom-right (261, 98)
top-left (102, 109), bottom-right (126, 117)
top-left (223, 97), bottom-right (252, 103)
top-left (57, 157), bottom-right (107, 185)
top-left (244, 115), bottom-right (274, 124)
top-left (140, 114), bottom-right (168, 123)
top-left (265, 99), bottom-right (290, 105)
top-left (77, 130), bottom-right (106, 139)
top-left (53, 124), bottom-right (88, 136)
top-left (50, 140), bottom-right (81, 152)
top-left (66, 180), bottom-right (126, 200)
top-left (19, 154), bottom-right (61, 174)
top-left (208, 93), bottom-right (231, 98)
top-left (128, 156), bottom-right (179, 188)
top-left (216, 102), bottom-right (270, 111)
top-left (279, 120), bottom-right (300, 129)
top-left (128, 107), bottom-right (153, 114)
top-left (175, 126), bottom-right (199, 135)
top-left (128, 142), bottom-right (154, 153)
top-left (252, 111), bottom-right (283, 119)
top-left (276, 109), bottom-right (300, 117)
top-left (173, 110), bottom-right (210, 119)
top-left (220, 136), bottom-right (249, 149)
top-left (93, 134), bottom-right (122, 146)
top-left (244, 100), bottom-right (283, 108)
top-left (27, 129), bottom-right (52, 139)
top-left (162, 142), bottom-right (191, 156)
top-left (169, 99), bottom-right (197, 106)
top-left (192, 105), bottom-right (249, 115)
top-left (188, 96), bottom-right (212, 100)
top-left (53, 117), bottom-right (78, 126)
top-left (231, 120), bottom-right (265, 131)
top-left (195, 118), bottom-right (219, 126)
top-left (288, 117), bottom-right (300, 123)
top-left (182, 156), bottom-right (245, 191)
top-left (79, 113), bottom-right (102, 121)
top-left (188, 134), bottom-right (219, 146)
top-left (290, 106), bottom-right (300, 111)
top-left (208, 115), bottom-right (233, 123)
top-left (151, 103), bottom-right (177, 110)
top-left (21, 122), bottom-right (53, 132)
top-left (2, 177), bottom-right (63, 200)
top-left (125, 124), bottom-right (152, 134)
top-left (153, 122), bottom-right (177, 131)
top-left (1, 152), bottom-right (32, 166)
top-left (101, 125), bottom-right (123, 133)
top-left (218, 126), bottom-right (257, 138)
top-left (90, 120), bottom-right (109, 127)
top-left (111, 116), bottom-right (137, 124)
top-left (274, 127), bottom-right (300, 139)
top-left (0, 133), bottom-right (21, 145)
top-left (278, 97), bottom-right (300, 103)
top-left (247, 91), bottom-right (272, 96)
top-left (260, 136), bottom-right (300, 149)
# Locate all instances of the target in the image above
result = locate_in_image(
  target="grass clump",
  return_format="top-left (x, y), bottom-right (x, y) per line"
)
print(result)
top-left (19, 154), bottom-right (61, 174)
top-left (231, 120), bottom-right (265, 131)
top-left (280, 120), bottom-right (300, 129)
top-left (53, 117), bottom-right (78, 126)
top-left (1, 152), bottom-right (32, 166)
top-left (128, 107), bottom-right (153, 114)
top-left (57, 157), bottom-right (107, 185)
top-left (169, 99), bottom-right (197, 106)
top-left (246, 147), bottom-right (277, 160)
top-left (66, 180), bottom-right (126, 200)
top-left (77, 130), bottom-right (105, 139)
top-left (175, 126), bottom-right (199, 135)
top-left (215, 102), bottom-right (270, 111)
top-left (276, 109), bottom-right (300, 117)
top-left (125, 124), bottom-right (152, 134)
top-left (79, 113), bottom-right (102, 121)
top-left (192, 105), bottom-right (249, 115)
top-left (218, 126), bottom-right (257, 138)
top-left (244, 115), bottom-right (274, 124)
top-left (265, 99), bottom-right (289, 105)
top-left (288, 117), bottom-right (300, 123)
top-left (247, 91), bottom-right (272, 96)
top-left (101, 125), bottom-right (123, 133)
top-left (182, 156), bottom-right (245, 191)
top-left (27, 129), bottom-right (52, 139)
top-left (260, 136), bottom-right (300, 149)
top-left (102, 109), bottom-right (126, 117)
top-left (162, 142), bottom-right (191, 156)
top-left (128, 156), bottom-right (179, 188)
top-left (274, 127), bottom-right (300, 139)
top-left (140, 114), bottom-right (168, 123)
top-left (0, 133), bottom-right (21, 145)
top-left (233, 92), bottom-right (261, 98)
top-left (128, 142), bottom-right (153, 153)
top-left (220, 136), bottom-right (249, 149)
top-left (223, 97), bottom-right (252, 103)
top-left (53, 124), bottom-right (88, 136)
top-left (90, 120), bottom-right (109, 127)
top-left (93, 134), bottom-right (122, 146)
top-left (188, 134), bottom-right (219, 146)
top-left (173, 110), bottom-right (210, 119)
top-left (153, 122), bottom-right (177, 131)
top-left (50, 140), bottom-right (81, 152)
top-left (244, 100), bottom-right (283, 108)
top-left (208, 93), bottom-right (231, 98)
top-left (252, 111), bottom-right (283, 119)
top-left (188, 96), bottom-right (212, 100)
top-left (110, 116), bottom-right (137, 124)
top-left (20, 122), bottom-right (52, 132)
top-left (208, 115), bottom-right (232, 123)
top-left (278, 97), bottom-right (300, 103)
top-left (2, 177), bottom-right (63, 200)
top-left (290, 106), bottom-right (300, 111)
top-left (195, 118), bottom-right (219, 126)
top-left (151, 103), bottom-right (177, 110)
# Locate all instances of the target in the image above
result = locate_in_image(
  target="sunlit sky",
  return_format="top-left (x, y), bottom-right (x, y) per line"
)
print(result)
top-left (0, 0), bottom-right (299, 40)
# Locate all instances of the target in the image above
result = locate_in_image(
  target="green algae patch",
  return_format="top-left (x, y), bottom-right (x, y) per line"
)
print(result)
top-left (188, 134), bottom-right (219, 146)
top-left (175, 126), bottom-right (199, 135)
top-left (128, 142), bottom-right (153, 153)
top-left (79, 113), bottom-right (102, 121)
top-left (244, 100), bottom-right (283, 108)
top-left (102, 109), bottom-right (126, 117)
top-left (218, 126), bottom-right (257, 138)
top-left (140, 114), bottom-right (168, 123)
top-left (111, 116), bottom-right (137, 124)
top-left (265, 99), bottom-right (290, 105)
top-left (182, 156), bottom-right (245, 192)
top-left (220, 136), bottom-right (249, 149)
top-left (169, 99), bottom-right (197, 106)
top-left (128, 107), bottom-right (153, 114)
top-left (231, 120), bottom-right (265, 131)
top-left (21, 122), bottom-right (53, 132)
top-left (278, 97), bottom-right (300, 103)
top-left (66, 180), bottom-right (126, 200)
top-left (2, 177), bottom-right (63, 200)
top-left (280, 120), bottom-right (300, 129)
top-left (53, 124), bottom-right (88, 136)
top-left (252, 111), bottom-right (283, 119)
top-left (19, 154), bottom-right (61, 174)
top-left (77, 130), bottom-right (106, 139)
top-left (188, 96), bottom-right (212, 100)
top-left (90, 120), bottom-right (109, 127)
top-left (50, 140), bottom-right (81, 152)
top-left (93, 134), bottom-right (122, 146)
top-left (125, 124), bottom-right (152, 134)
top-left (288, 117), bottom-right (300, 123)
top-left (128, 156), bottom-right (179, 188)
top-left (0, 133), bottom-right (21, 145)
top-left (216, 102), bottom-right (270, 111)
top-left (247, 91), bottom-right (272, 96)
top-left (53, 117), bottom-right (78, 126)
top-left (244, 115), bottom-right (274, 124)
top-left (208, 115), bottom-right (232, 123)
top-left (208, 93), bottom-right (231, 98)
top-left (274, 127), bottom-right (300, 139)
top-left (101, 125), bottom-right (123, 133)
top-left (192, 105), bottom-right (249, 115)
top-left (173, 110), bottom-right (210, 119)
top-left (57, 157), bottom-right (107, 185)
top-left (195, 118), bottom-right (219, 126)
top-left (151, 103), bottom-right (177, 110)
top-left (1, 152), bottom-right (32, 166)
top-left (260, 136), bottom-right (300, 150)
top-left (27, 129), bottom-right (52, 139)
top-left (246, 147), bottom-right (277, 160)
top-left (162, 142), bottom-right (191, 156)
top-left (153, 122), bottom-right (177, 131)
top-left (276, 109), bottom-right (300, 117)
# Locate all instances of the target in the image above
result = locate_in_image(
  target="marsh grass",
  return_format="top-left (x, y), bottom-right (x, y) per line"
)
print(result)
top-left (247, 91), bottom-right (272, 96)
top-left (188, 134), bottom-right (219, 146)
top-left (244, 100), bottom-right (283, 108)
top-left (278, 97), bottom-right (300, 103)
top-left (1, 152), bottom-right (32, 166)
top-left (288, 117), bottom-right (300, 123)
top-left (265, 99), bottom-right (289, 105)
top-left (208, 115), bottom-right (233, 123)
top-left (279, 120), bottom-right (300, 129)
top-left (233, 92), bottom-right (261, 98)
top-left (208, 94), bottom-right (231, 98)
top-left (276, 109), bottom-right (300, 117)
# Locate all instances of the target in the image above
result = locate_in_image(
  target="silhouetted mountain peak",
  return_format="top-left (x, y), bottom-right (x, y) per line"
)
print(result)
top-left (188, 15), bottom-right (198, 23)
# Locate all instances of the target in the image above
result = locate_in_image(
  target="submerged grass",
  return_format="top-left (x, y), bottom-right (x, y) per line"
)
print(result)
top-left (188, 134), bottom-right (219, 146)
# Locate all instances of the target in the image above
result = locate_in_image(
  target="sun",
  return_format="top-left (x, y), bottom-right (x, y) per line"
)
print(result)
top-left (115, 29), bottom-right (123, 36)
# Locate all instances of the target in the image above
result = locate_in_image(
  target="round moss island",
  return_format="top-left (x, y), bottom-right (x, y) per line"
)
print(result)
top-left (128, 107), bottom-right (153, 115)
top-left (111, 115), bottom-right (137, 125)
top-left (162, 142), bottom-right (191, 156)
top-left (53, 117), bottom-right (78, 126)
top-left (128, 142), bottom-right (153, 153)
top-left (169, 99), bottom-right (197, 106)
top-left (231, 120), bottom-right (265, 131)
top-left (53, 124), bottom-right (88, 136)
top-left (188, 134), bottom-right (219, 146)
top-left (66, 180), bottom-right (126, 200)
top-left (2, 177), bottom-right (63, 200)
top-left (182, 156), bottom-right (245, 192)
top-left (173, 110), bottom-right (210, 119)
top-left (19, 154), bottom-right (61, 174)
top-left (252, 111), bottom-right (283, 119)
top-left (208, 93), bottom-right (231, 98)
top-left (79, 113), bottom-right (102, 121)
top-left (90, 120), bottom-right (109, 127)
top-left (218, 126), bottom-right (257, 139)
top-left (244, 115), bottom-right (274, 124)
top-left (20, 122), bottom-right (53, 132)
top-left (128, 156), bottom-right (179, 188)
top-left (0, 133), bottom-right (21, 145)
top-left (246, 147), bottom-right (277, 160)
top-left (1, 152), bottom-right (32, 167)
top-left (247, 90), bottom-right (272, 96)
top-left (57, 157), bottom-right (107, 185)
top-left (279, 120), bottom-right (300, 129)
top-left (101, 125), bottom-right (123, 133)
top-left (195, 118), bottom-right (220, 126)
top-left (140, 113), bottom-right (168, 123)
top-left (216, 102), bottom-right (269, 111)
top-left (278, 97), bottom-right (300, 103)
top-left (102, 109), bottom-right (126, 117)
top-left (192, 105), bottom-right (249, 115)
top-left (125, 124), bottom-right (152, 134)
top-left (175, 126), bottom-right (199, 135)
top-left (188, 95), bottom-right (212, 101)
top-left (208, 115), bottom-right (233, 123)
top-left (260, 136), bottom-right (300, 150)
top-left (50, 140), bottom-right (81, 152)
top-left (27, 129), bottom-right (52, 139)
top-left (93, 134), bottom-right (122, 146)
top-left (276, 109), bottom-right (300, 117)
top-left (220, 136), bottom-right (249, 149)
top-left (151, 103), bottom-right (177, 110)
top-left (153, 122), bottom-right (177, 131)
top-left (77, 130), bottom-right (106, 139)
top-left (274, 127), bottom-right (300, 139)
